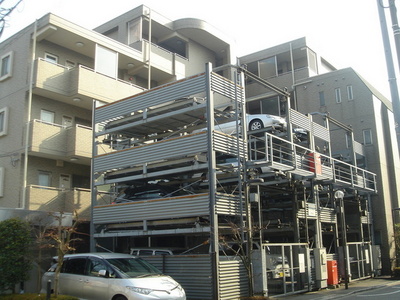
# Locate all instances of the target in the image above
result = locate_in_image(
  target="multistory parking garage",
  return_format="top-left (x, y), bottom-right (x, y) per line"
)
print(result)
top-left (91, 64), bottom-right (377, 299)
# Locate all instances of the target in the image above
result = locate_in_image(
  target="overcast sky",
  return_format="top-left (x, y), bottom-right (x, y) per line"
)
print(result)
top-left (1, 0), bottom-right (397, 100)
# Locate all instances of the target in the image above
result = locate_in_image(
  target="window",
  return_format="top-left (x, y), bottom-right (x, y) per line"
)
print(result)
top-left (319, 91), bottom-right (325, 106)
top-left (63, 258), bottom-right (87, 275)
top-left (95, 45), bottom-right (118, 78)
top-left (259, 57), bottom-right (277, 79)
top-left (335, 88), bottom-right (342, 103)
top-left (0, 51), bottom-right (13, 81)
top-left (347, 85), bottom-right (354, 100)
top-left (0, 167), bottom-right (4, 197)
top-left (363, 129), bottom-right (373, 145)
top-left (0, 107), bottom-right (9, 136)
top-left (40, 109), bottom-right (55, 123)
top-left (38, 171), bottom-right (51, 187)
top-left (44, 53), bottom-right (58, 64)
top-left (345, 133), bottom-right (352, 148)
top-left (87, 258), bottom-right (110, 277)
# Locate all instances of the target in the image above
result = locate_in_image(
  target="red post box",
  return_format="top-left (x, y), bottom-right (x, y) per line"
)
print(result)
top-left (327, 260), bottom-right (339, 285)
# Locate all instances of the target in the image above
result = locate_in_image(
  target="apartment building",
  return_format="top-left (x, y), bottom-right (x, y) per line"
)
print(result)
top-left (0, 5), bottom-right (392, 298)
top-left (239, 37), bottom-right (400, 274)
top-left (0, 5), bottom-right (233, 220)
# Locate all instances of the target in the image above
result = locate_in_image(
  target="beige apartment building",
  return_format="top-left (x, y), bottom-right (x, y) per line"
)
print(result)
top-left (0, 5), bottom-right (233, 219)
top-left (0, 5), bottom-right (397, 298)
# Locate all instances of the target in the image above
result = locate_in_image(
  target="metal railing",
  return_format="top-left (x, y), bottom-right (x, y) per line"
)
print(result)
top-left (248, 132), bottom-right (376, 192)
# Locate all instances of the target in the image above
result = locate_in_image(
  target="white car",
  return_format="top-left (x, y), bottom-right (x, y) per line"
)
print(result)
top-left (266, 254), bottom-right (291, 280)
top-left (41, 252), bottom-right (186, 300)
top-left (199, 114), bottom-right (287, 135)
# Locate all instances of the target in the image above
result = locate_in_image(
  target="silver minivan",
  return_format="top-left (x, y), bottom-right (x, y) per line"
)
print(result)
top-left (41, 252), bottom-right (186, 300)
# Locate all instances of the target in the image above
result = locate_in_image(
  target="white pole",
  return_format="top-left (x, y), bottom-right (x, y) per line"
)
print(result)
top-left (21, 20), bottom-right (37, 209)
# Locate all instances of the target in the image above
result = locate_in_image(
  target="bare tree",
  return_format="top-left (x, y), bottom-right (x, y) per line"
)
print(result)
top-left (219, 221), bottom-right (256, 297)
top-left (42, 211), bottom-right (82, 297)
top-left (0, 0), bottom-right (23, 38)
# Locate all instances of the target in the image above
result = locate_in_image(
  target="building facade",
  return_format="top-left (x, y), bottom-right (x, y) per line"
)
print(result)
top-left (0, 5), bottom-right (233, 219)
top-left (239, 37), bottom-right (400, 274)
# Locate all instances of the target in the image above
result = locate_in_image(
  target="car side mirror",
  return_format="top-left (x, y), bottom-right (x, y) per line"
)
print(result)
top-left (98, 269), bottom-right (109, 277)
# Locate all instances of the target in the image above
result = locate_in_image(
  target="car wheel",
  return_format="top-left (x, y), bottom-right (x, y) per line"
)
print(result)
top-left (113, 296), bottom-right (128, 300)
top-left (249, 119), bottom-right (264, 131)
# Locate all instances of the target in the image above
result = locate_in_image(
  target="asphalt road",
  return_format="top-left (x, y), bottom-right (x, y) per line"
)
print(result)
top-left (280, 277), bottom-right (400, 300)
top-left (338, 281), bottom-right (400, 300)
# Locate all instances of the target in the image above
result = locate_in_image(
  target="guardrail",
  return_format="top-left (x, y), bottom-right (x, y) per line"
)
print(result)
top-left (248, 132), bottom-right (376, 192)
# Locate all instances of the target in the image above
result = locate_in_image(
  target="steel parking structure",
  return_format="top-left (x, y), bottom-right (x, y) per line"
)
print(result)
top-left (91, 63), bottom-right (378, 298)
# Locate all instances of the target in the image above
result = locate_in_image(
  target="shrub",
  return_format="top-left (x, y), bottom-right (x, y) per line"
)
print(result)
top-left (0, 218), bottom-right (32, 293)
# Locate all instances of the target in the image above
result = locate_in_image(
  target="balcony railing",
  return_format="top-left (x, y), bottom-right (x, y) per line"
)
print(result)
top-left (34, 58), bottom-right (145, 103)
top-left (27, 185), bottom-right (113, 220)
top-left (30, 120), bottom-right (108, 163)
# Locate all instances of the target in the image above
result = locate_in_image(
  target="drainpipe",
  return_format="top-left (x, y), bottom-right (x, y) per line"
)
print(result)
top-left (90, 100), bottom-right (97, 253)
top-left (377, 0), bottom-right (400, 146)
top-left (21, 20), bottom-right (37, 209)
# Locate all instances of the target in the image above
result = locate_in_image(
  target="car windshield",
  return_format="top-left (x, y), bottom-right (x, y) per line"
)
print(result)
top-left (106, 257), bottom-right (162, 278)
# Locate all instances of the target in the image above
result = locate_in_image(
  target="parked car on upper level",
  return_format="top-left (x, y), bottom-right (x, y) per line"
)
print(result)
top-left (41, 252), bottom-right (186, 300)
top-left (130, 248), bottom-right (174, 256)
top-left (194, 113), bottom-right (287, 135)
top-left (113, 184), bottom-right (192, 204)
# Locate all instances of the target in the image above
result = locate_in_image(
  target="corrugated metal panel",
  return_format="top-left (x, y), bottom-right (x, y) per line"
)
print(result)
top-left (95, 73), bottom-right (207, 124)
top-left (219, 257), bottom-right (249, 300)
top-left (94, 133), bottom-right (208, 173)
top-left (141, 255), bottom-right (213, 300)
top-left (298, 208), bottom-right (336, 223)
top-left (320, 207), bottom-right (337, 223)
top-left (326, 253), bottom-right (339, 261)
top-left (290, 109), bottom-right (311, 131)
top-left (213, 131), bottom-right (247, 158)
top-left (211, 73), bottom-right (245, 102)
top-left (215, 193), bottom-right (244, 216)
top-left (353, 141), bottom-right (364, 155)
top-left (312, 122), bottom-right (330, 141)
top-left (93, 193), bottom-right (210, 224)
top-left (93, 192), bottom-right (244, 224)
top-left (317, 155), bottom-right (334, 180)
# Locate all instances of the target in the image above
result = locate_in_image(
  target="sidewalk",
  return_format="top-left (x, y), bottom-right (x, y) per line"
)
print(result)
top-left (278, 276), bottom-right (398, 299)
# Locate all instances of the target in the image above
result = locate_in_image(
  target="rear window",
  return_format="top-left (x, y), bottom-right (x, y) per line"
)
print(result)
top-left (138, 250), bottom-right (154, 256)
top-left (155, 250), bottom-right (171, 255)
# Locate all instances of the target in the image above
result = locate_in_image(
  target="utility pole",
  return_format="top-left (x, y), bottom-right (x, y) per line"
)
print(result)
top-left (377, 0), bottom-right (400, 145)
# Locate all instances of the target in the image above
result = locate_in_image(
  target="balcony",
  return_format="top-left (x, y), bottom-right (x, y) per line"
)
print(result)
top-left (33, 58), bottom-right (145, 107)
top-left (27, 185), bottom-right (113, 220)
top-left (132, 40), bottom-right (189, 80)
top-left (30, 120), bottom-right (108, 164)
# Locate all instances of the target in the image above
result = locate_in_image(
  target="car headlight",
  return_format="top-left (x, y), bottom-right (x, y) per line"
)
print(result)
top-left (126, 286), bottom-right (153, 295)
